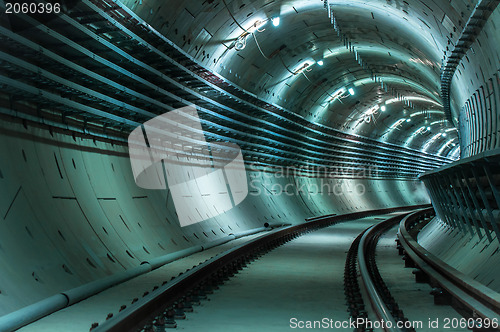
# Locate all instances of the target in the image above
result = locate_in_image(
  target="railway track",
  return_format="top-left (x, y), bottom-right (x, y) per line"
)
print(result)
top-left (89, 206), bottom-right (422, 331)
top-left (345, 213), bottom-right (417, 332)
top-left (398, 210), bottom-right (500, 332)
top-left (89, 206), bottom-right (499, 332)
top-left (346, 208), bottom-right (500, 332)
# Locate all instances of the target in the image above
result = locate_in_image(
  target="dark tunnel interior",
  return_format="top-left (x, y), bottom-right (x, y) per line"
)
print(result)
top-left (0, 0), bottom-right (499, 331)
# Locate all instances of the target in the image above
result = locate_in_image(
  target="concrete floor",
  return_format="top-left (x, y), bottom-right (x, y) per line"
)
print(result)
top-left (177, 215), bottom-right (386, 331)
top-left (376, 225), bottom-right (467, 331)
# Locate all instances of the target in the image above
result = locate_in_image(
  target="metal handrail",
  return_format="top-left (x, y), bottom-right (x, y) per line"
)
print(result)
top-left (419, 147), bottom-right (500, 179)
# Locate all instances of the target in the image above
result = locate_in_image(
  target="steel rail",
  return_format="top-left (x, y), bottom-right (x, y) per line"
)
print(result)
top-left (398, 210), bottom-right (500, 328)
top-left (0, 226), bottom-right (273, 332)
top-left (89, 205), bottom-right (429, 332)
top-left (358, 227), bottom-right (401, 331)
top-left (355, 213), bottom-right (418, 332)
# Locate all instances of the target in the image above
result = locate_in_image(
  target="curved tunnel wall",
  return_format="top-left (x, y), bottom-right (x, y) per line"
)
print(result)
top-left (117, 0), bottom-right (463, 147)
top-left (0, 0), bottom-right (497, 323)
top-left (418, 216), bottom-right (500, 292)
top-left (417, 4), bottom-right (500, 289)
top-left (0, 116), bottom-right (429, 316)
top-left (450, 8), bottom-right (500, 157)
top-left (110, 0), bottom-right (500, 307)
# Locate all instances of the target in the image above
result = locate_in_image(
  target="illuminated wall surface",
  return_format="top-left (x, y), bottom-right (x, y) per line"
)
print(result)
top-left (0, 0), bottom-right (498, 323)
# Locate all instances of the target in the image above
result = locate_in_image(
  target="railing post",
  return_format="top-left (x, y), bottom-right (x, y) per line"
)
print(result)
top-left (471, 166), bottom-right (500, 243)
top-left (431, 176), bottom-right (467, 233)
top-left (426, 177), bottom-right (459, 230)
top-left (444, 173), bottom-right (475, 236)
top-left (450, 172), bottom-right (483, 239)
top-left (461, 168), bottom-right (494, 242)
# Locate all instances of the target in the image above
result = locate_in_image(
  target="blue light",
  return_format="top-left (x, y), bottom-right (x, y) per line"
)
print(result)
top-left (272, 17), bottom-right (280, 27)
top-left (348, 88), bottom-right (355, 95)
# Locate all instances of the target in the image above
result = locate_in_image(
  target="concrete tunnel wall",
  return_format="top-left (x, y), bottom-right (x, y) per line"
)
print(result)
top-left (0, 115), bottom-right (430, 316)
top-left (415, 5), bottom-right (500, 285)
top-left (450, 9), bottom-right (500, 157)
top-left (418, 217), bottom-right (500, 292)
top-left (3, 0), bottom-right (499, 322)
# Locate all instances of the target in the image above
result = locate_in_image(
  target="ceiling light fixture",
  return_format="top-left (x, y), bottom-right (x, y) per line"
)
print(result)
top-left (380, 105), bottom-right (386, 112)
top-left (271, 17), bottom-right (280, 27)
top-left (327, 87), bottom-right (347, 103)
top-left (247, 20), bottom-right (267, 34)
top-left (293, 62), bottom-right (312, 75)
top-left (415, 126), bottom-right (426, 134)
top-left (390, 119), bottom-right (406, 129)
top-left (233, 20), bottom-right (267, 51)
top-left (317, 60), bottom-right (324, 66)
top-left (431, 133), bottom-right (442, 141)
top-left (385, 96), bottom-right (441, 107)
top-left (348, 88), bottom-right (355, 95)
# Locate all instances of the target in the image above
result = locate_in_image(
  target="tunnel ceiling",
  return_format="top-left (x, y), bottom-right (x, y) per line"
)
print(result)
top-left (120, 0), bottom-right (464, 158)
top-left (0, 0), bottom-right (461, 181)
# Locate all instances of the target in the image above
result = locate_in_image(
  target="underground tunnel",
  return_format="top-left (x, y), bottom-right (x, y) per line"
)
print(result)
top-left (0, 0), bottom-right (499, 331)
